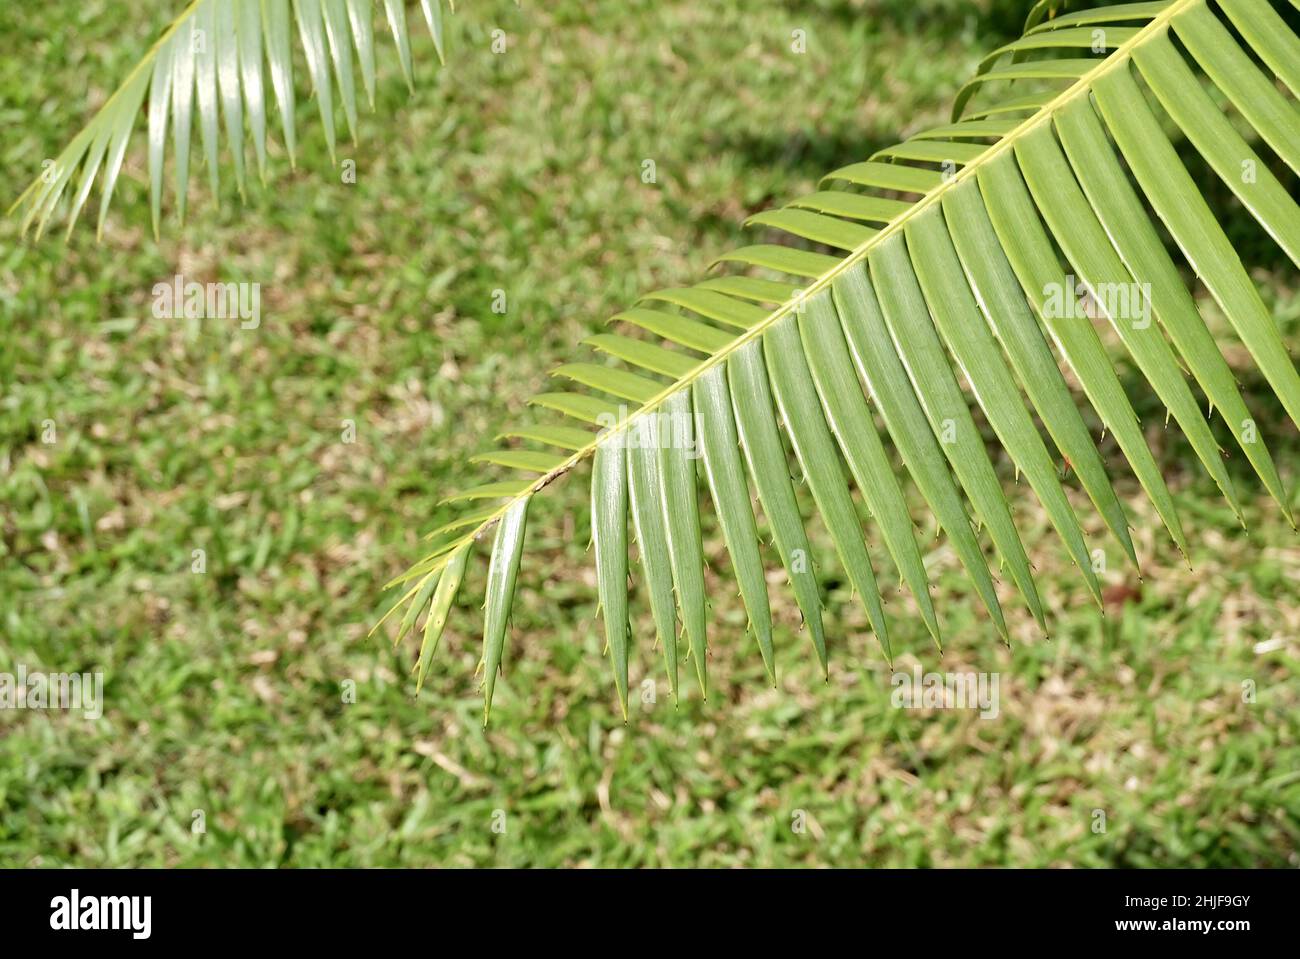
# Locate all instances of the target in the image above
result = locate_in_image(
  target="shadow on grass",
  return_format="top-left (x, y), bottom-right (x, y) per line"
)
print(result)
top-left (706, 128), bottom-right (898, 186)
top-left (817, 0), bottom-right (1032, 44)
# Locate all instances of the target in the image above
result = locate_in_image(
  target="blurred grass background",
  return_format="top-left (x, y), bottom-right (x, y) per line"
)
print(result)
top-left (2, 0), bottom-right (1298, 867)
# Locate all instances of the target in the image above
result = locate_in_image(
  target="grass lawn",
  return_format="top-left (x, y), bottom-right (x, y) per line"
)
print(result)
top-left (1, 0), bottom-right (1298, 867)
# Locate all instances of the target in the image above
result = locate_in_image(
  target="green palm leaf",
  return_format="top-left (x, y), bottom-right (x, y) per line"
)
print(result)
top-left (18, 1), bottom-right (1300, 721)
top-left (384, 0), bottom-right (1300, 719)
top-left (10, 0), bottom-right (455, 240)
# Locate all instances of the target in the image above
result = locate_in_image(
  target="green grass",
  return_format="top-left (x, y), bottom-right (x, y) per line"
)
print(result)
top-left (2, 0), bottom-right (1299, 867)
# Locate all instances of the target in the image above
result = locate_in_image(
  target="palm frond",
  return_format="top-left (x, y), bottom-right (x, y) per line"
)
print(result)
top-left (383, 0), bottom-right (1300, 721)
top-left (9, 0), bottom-right (454, 240)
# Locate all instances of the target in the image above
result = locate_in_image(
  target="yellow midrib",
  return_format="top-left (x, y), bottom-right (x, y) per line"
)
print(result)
top-left (385, 0), bottom-right (1199, 611)
top-left (9, 0), bottom-right (207, 219)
